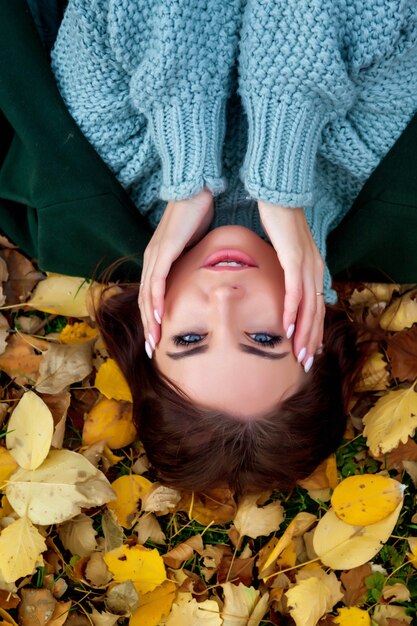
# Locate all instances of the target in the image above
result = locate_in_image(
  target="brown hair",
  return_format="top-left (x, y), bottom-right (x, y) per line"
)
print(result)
top-left (95, 284), bottom-right (367, 494)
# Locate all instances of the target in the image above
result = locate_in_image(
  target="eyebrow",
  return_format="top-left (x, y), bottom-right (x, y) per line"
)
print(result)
top-left (166, 344), bottom-right (289, 361)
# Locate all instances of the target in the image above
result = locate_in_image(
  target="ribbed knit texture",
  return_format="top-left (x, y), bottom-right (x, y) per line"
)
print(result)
top-left (51, 0), bottom-right (417, 303)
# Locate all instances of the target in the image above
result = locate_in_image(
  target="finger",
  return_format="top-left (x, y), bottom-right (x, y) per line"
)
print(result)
top-left (292, 268), bottom-right (318, 365)
top-left (281, 257), bottom-right (303, 345)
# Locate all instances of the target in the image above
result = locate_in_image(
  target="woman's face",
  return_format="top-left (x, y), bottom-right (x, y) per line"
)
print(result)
top-left (154, 226), bottom-right (306, 418)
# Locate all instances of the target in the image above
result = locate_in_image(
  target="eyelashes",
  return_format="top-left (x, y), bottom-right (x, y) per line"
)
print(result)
top-left (173, 333), bottom-right (283, 347)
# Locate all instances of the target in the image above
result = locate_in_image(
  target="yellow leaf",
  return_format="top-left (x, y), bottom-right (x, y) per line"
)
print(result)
top-left (130, 580), bottom-right (176, 626)
top-left (312, 502), bottom-right (402, 569)
top-left (234, 493), bottom-right (284, 540)
top-left (59, 321), bottom-right (99, 344)
top-left (363, 382), bottom-right (417, 456)
top-left (166, 597), bottom-right (222, 626)
top-left (407, 537), bottom-right (417, 568)
top-left (0, 608), bottom-right (18, 626)
top-left (349, 284), bottom-right (400, 309)
top-left (379, 288), bottom-right (417, 331)
top-left (83, 398), bottom-right (137, 450)
top-left (286, 571), bottom-right (343, 626)
top-left (106, 474), bottom-right (152, 529)
top-left (356, 352), bottom-right (389, 392)
top-left (6, 449), bottom-right (115, 524)
top-left (260, 512), bottom-right (317, 574)
top-left (95, 359), bottom-right (132, 402)
top-left (221, 583), bottom-right (269, 626)
top-left (26, 273), bottom-right (94, 317)
top-left (0, 446), bottom-right (18, 487)
top-left (104, 544), bottom-right (166, 594)
top-left (334, 607), bottom-right (371, 626)
top-left (6, 391), bottom-right (53, 470)
top-left (331, 475), bottom-right (404, 526)
top-left (0, 516), bottom-right (46, 583)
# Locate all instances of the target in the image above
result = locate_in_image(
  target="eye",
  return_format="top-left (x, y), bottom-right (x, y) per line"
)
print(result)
top-left (173, 333), bottom-right (206, 346)
top-left (247, 333), bottom-right (283, 347)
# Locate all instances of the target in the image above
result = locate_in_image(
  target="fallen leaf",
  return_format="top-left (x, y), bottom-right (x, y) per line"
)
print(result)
top-left (130, 580), bottom-right (176, 626)
top-left (6, 449), bottom-right (115, 525)
top-left (178, 487), bottom-right (237, 525)
top-left (0, 314), bottom-right (9, 356)
top-left (104, 544), bottom-right (166, 594)
top-left (104, 580), bottom-right (138, 615)
top-left (163, 535), bottom-right (204, 569)
top-left (217, 554), bottom-right (255, 587)
top-left (379, 289), bottom-right (417, 331)
top-left (59, 322), bottom-right (99, 345)
top-left (356, 352), bottom-right (390, 392)
top-left (402, 460), bottom-right (417, 487)
top-left (340, 563), bottom-right (372, 606)
top-left (0, 517), bottom-right (46, 584)
top-left (372, 605), bottom-right (412, 626)
top-left (6, 391), bottom-right (53, 470)
top-left (95, 359), bottom-right (132, 402)
top-left (142, 484), bottom-right (182, 516)
top-left (386, 326), bottom-right (417, 382)
top-left (134, 514), bottom-right (166, 546)
top-left (85, 552), bottom-right (112, 587)
top-left (0, 333), bottom-right (45, 385)
top-left (221, 583), bottom-right (269, 626)
top-left (106, 474), bottom-right (152, 529)
top-left (334, 606), bottom-right (371, 625)
top-left (36, 342), bottom-right (93, 394)
top-left (331, 475), bottom-right (404, 526)
top-left (26, 274), bottom-right (94, 317)
top-left (285, 573), bottom-right (342, 626)
top-left (381, 583), bottom-right (411, 603)
top-left (18, 588), bottom-right (57, 626)
top-left (312, 502), bottom-right (402, 569)
top-left (166, 597), bottom-right (222, 626)
top-left (89, 608), bottom-right (119, 626)
top-left (0, 447), bottom-right (18, 486)
top-left (83, 398), bottom-right (137, 450)
top-left (57, 513), bottom-right (97, 557)
top-left (406, 537), bottom-right (417, 568)
top-left (363, 382), bottom-right (417, 456)
top-left (373, 438), bottom-right (417, 470)
top-left (260, 512), bottom-right (317, 574)
top-left (101, 510), bottom-right (124, 552)
top-left (1, 250), bottom-right (44, 305)
top-left (349, 284), bottom-right (400, 309)
top-left (233, 493), bottom-right (284, 540)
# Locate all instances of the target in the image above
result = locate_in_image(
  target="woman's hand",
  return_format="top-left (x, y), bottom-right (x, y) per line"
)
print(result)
top-left (138, 188), bottom-right (214, 356)
top-left (257, 201), bottom-right (325, 371)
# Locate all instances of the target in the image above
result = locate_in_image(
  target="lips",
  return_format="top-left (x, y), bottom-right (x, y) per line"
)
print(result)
top-left (202, 249), bottom-right (258, 270)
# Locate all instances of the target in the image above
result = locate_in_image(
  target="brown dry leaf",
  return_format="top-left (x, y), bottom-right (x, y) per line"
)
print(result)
top-left (356, 352), bottom-right (390, 392)
top-left (382, 583), bottom-right (411, 603)
top-left (18, 588), bottom-right (56, 626)
top-left (36, 342), bottom-right (93, 394)
top-left (163, 534), bottom-right (204, 568)
top-left (41, 391), bottom-right (71, 449)
top-left (233, 493), bottom-right (284, 540)
top-left (134, 513), bottom-right (166, 546)
top-left (142, 484), bottom-right (182, 516)
top-left (89, 608), bottom-right (119, 626)
top-left (387, 326), bottom-right (417, 382)
top-left (402, 460), bottom-right (417, 486)
top-left (200, 544), bottom-right (231, 581)
top-left (101, 510), bottom-right (124, 553)
top-left (85, 552), bottom-right (112, 588)
top-left (104, 580), bottom-right (139, 615)
top-left (298, 455), bottom-right (338, 493)
top-left (47, 600), bottom-right (72, 626)
top-left (217, 554), bottom-right (255, 586)
top-left (372, 438), bottom-right (417, 470)
top-left (0, 314), bottom-right (9, 356)
top-left (340, 563), bottom-right (372, 606)
top-left (57, 513), bottom-right (97, 558)
top-left (372, 605), bottom-right (412, 626)
top-left (0, 333), bottom-right (47, 385)
top-left (82, 398), bottom-right (137, 450)
top-left (178, 487), bottom-right (237, 525)
top-left (0, 590), bottom-right (19, 611)
top-left (1, 249), bottom-right (44, 305)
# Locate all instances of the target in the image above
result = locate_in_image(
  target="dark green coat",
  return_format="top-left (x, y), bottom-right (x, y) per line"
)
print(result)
top-left (1, 1), bottom-right (417, 284)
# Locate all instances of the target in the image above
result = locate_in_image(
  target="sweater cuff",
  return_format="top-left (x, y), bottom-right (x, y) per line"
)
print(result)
top-left (146, 98), bottom-right (227, 201)
top-left (240, 95), bottom-right (329, 207)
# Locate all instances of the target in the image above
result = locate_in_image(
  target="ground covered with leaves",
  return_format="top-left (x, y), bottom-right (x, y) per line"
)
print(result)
top-left (0, 240), bottom-right (417, 626)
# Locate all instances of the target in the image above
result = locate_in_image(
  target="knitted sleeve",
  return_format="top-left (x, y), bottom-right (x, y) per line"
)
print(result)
top-left (238, 0), bottom-right (355, 207)
top-left (115, 0), bottom-right (241, 201)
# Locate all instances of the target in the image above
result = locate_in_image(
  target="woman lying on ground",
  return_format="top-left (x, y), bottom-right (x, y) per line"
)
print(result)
top-left (2, 0), bottom-right (417, 492)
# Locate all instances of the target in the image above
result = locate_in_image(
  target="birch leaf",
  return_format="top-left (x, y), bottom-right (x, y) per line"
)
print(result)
top-left (221, 583), bottom-right (268, 626)
top-left (6, 391), bottom-right (53, 470)
top-left (166, 597), bottom-right (222, 626)
top-left (233, 494), bottom-right (284, 539)
top-left (106, 474), bottom-right (152, 529)
top-left (331, 475), bottom-right (404, 526)
top-left (363, 382), bottom-right (417, 455)
top-left (379, 289), bottom-right (417, 331)
top-left (57, 513), bottom-right (97, 557)
top-left (26, 273), bottom-right (93, 317)
top-left (0, 517), bottom-right (46, 584)
top-left (83, 398), bottom-right (137, 450)
top-left (372, 604), bottom-right (412, 626)
top-left (0, 446), bottom-right (18, 486)
top-left (104, 544), bottom-right (166, 595)
top-left (286, 574), bottom-right (341, 626)
top-left (334, 607), bottom-right (371, 626)
top-left (130, 580), bottom-right (176, 626)
top-left (312, 502), bottom-right (402, 569)
top-left (95, 359), bottom-right (132, 402)
top-left (36, 342), bottom-right (93, 394)
top-left (6, 449), bottom-right (115, 525)
top-left (59, 321), bottom-right (99, 345)
top-left (260, 512), bottom-right (317, 574)
top-left (356, 352), bottom-right (389, 392)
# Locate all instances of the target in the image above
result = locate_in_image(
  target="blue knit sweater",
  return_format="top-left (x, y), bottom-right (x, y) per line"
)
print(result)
top-left (51, 0), bottom-right (417, 302)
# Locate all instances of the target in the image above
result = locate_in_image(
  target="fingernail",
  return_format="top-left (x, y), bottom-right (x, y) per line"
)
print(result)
top-left (148, 333), bottom-right (156, 350)
top-left (304, 355), bottom-right (314, 373)
top-left (145, 340), bottom-right (153, 359)
top-left (154, 309), bottom-right (162, 325)
top-left (297, 347), bottom-right (307, 363)
top-left (286, 324), bottom-right (295, 339)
